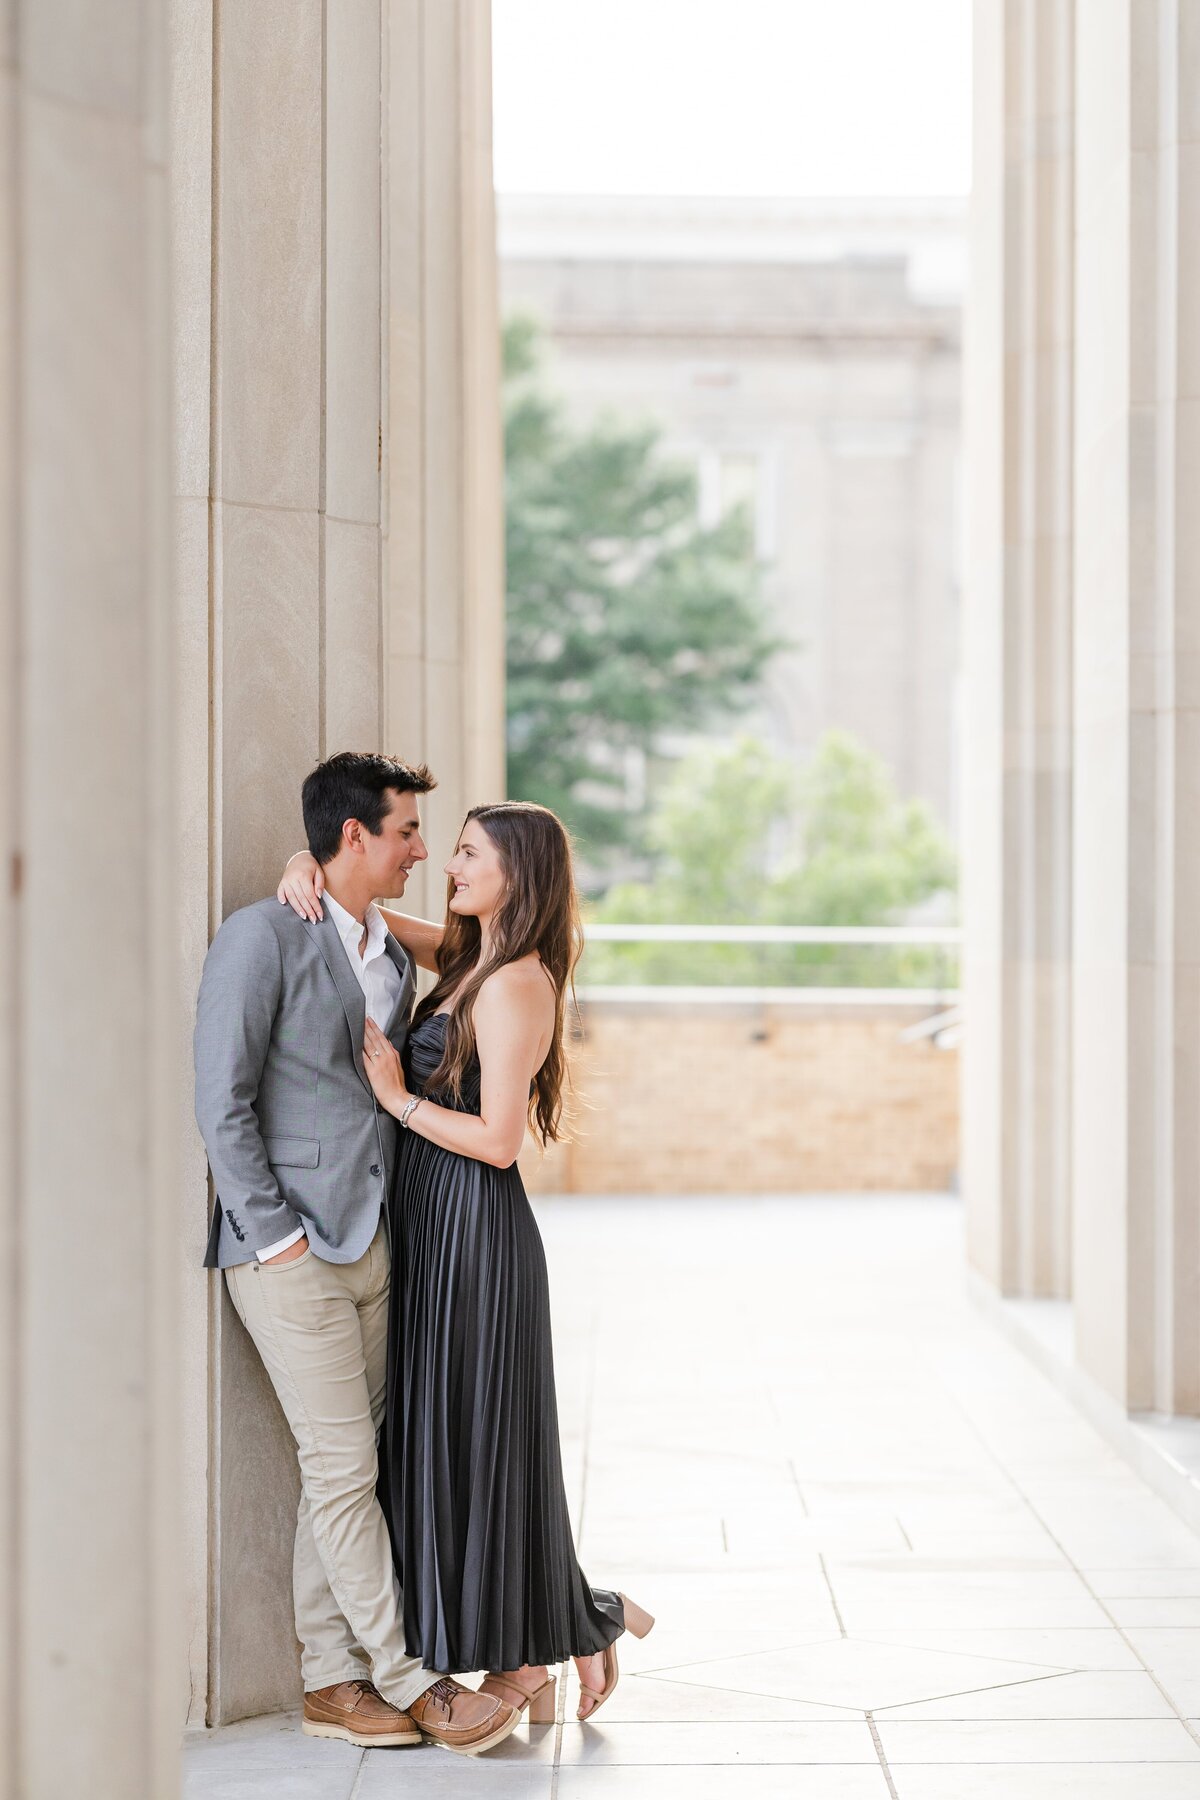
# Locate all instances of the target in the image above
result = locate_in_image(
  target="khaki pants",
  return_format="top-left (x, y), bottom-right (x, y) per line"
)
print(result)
top-left (226, 1219), bottom-right (437, 1710)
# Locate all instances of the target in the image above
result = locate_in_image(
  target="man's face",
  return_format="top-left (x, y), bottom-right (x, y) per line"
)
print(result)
top-left (359, 788), bottom-right (428, 897)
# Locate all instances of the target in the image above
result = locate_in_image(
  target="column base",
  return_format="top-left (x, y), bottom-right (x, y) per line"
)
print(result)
top-left (968, 1271), bottom-right (1200, 1539)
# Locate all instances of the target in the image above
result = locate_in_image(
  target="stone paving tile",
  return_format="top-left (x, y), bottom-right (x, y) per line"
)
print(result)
top-left (875, 1668), bottom-right (1177, 1719)
top-left (181, 1716), bottom-right (362, 1800)
top-left (853, 1624), bottom-right (1145, 1669)
top-left (613, 1625), bottom-right (826, 1677)
top-left (182, 1195), bottom-right (1200, 1800)
top-left (561, 1672), bottom-right (858, 1723)
top-left (1107, 1597), bottom-right (1200, 1627)
top-left (636, 1635), bottom-right (1064, 1713)
top-left (876, 1717), bottom-right (1200, 1762)
top-left (554, 1771), bottom-right (892, 1799)
top-left (890, 1769), bottom-right (1200, 1800)
top-left (1087, 1568), bottom-right (1200, 1596)
top-left (554, 1718), bottom-right (878, 1764)
top-left (355, 1749), bottom-right (553, 1797)
top-left (895, 1530), bottom-right (1073, 1561)
top-left (1119, 1629), bottom-right (1200, 1714)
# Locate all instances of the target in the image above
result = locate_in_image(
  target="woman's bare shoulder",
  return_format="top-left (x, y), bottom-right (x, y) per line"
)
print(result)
top-left (476, 955), bottom-right (555, 1012)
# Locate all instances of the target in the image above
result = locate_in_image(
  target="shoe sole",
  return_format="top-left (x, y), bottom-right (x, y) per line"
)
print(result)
top-left (418, 1704), bottom-right (523, 1757)
top-left (302, 1718), bottom-right (422, 1747)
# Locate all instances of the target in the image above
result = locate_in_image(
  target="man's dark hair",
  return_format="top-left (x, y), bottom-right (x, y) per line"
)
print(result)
top-left (302, 752), bottom-right (437, 865)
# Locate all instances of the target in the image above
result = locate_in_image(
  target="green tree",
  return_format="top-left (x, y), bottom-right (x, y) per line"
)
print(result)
top-left (504, 315), bottom-right (778, 856)
top-left (586, 731), bottom-right (958, 988)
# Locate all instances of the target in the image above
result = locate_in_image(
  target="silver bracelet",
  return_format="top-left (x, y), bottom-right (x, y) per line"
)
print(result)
top-left (399, 1096), bottom-right (423, 1130)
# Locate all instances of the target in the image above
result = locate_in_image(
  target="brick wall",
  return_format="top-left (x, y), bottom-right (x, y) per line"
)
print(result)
top-left (520, 996), bottom-right (960, 1195)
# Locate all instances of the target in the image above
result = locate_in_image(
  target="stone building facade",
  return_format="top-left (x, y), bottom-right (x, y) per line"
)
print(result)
top-left (499, 194), bottom-right (964, 827)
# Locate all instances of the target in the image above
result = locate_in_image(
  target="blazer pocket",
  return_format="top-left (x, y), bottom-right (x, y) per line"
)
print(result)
top-left (263, 1134), bottom-right (320, 1169)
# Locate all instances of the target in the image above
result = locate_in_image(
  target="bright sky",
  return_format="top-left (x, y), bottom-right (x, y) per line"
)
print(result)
top-left (492, 0), bottom-right (971, 198)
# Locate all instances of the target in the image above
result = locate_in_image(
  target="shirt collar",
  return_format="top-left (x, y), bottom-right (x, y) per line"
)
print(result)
top-left (324, 890), bottom-right (387, 963)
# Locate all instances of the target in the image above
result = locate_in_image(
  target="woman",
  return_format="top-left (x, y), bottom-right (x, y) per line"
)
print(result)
top-left (278, 801), bottom-right (652, 1724)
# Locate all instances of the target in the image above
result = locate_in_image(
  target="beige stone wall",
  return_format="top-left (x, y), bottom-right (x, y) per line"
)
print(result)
top-left (522, 1000), bottom-right (960, 1196)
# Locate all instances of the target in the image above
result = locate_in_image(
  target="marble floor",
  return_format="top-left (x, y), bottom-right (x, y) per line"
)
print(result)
top-left (184, 1193), bottom-right (1200, 1799)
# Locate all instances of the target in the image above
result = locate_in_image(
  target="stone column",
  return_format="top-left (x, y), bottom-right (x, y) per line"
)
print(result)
top-left (173, 0), bottom-right (504, 1726)
top-left (1072, 0), bottom-right (1200, 1414)
top-left (963, 0), bottom-right (1074, 1300)
top-left (0, 3), bottom-right (17, 1782)
top-left (384, 0), bottom-right (505, 922)
top-left (1, 3), bottom-right (180, 1797)
top-left (183, 0), bottom-right (393, 1724)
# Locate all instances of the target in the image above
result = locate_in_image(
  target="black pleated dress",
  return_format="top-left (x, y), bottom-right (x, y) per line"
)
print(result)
top-left (378, 1009), bottom-right (624, 1674)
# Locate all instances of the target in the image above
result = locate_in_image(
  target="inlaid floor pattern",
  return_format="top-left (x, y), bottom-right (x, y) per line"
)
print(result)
top-left (185, 1194), bottom-right (1200, 1799)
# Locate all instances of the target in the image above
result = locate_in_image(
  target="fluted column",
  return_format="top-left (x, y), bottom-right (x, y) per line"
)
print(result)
top-left (384, 0), bottom-right (505, 920)
top-left (173, 0), bottom-right (504, 1727)
top-left (0, 3), bottom-right (17, 1784)
top-left (1072, 0), bottom-right (1200, 1414)
top-left (179, 0), bottom-right (399, 1723)
top-left (964, 0), bottom-right (1074, 1300)
top-left (1, 3), bottom-right (180, 1797)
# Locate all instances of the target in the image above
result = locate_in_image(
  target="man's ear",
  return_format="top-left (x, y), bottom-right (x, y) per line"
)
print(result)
top-left (342, 817), bottom-right (364, 854)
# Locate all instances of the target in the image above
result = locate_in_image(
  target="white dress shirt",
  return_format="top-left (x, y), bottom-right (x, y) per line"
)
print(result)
top-left (257, 893), bottom-right (405, 1262)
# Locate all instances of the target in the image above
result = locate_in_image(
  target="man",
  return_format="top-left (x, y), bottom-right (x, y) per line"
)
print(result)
top-left (194, 751), bottom-right (517, 1756)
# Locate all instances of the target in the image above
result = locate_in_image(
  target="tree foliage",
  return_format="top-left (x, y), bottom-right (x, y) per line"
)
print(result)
top-left (586, 732), bottom-right (958, 988)
top-left (504, 316), bottom-right (778, 853)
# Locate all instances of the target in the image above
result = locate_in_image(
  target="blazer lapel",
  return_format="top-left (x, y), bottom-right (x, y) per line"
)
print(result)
top-left (305, 912), bottom-right (371, 1093)
top-left (381, 931), bottom-right (416, 1041)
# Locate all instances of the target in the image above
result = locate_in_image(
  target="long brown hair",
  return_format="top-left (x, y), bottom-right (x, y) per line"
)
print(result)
top-left (413, 801), bottom-right (583, 1144)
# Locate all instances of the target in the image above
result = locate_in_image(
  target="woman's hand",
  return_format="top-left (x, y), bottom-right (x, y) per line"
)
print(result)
top-left (363, 1016), bottom-right (409, 1115)
top-left (277, 851), bottom-right (325, 921)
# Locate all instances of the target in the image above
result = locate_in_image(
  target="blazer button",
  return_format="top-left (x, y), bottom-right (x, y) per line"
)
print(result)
top-left (370, 1164), bottom-right (381, 1178)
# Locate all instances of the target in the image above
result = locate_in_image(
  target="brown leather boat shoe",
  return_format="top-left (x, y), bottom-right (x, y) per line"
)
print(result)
top-left (302, 1678), bottom-right (422, 1747)
top-left (407, 1676), bottom-right (519, 1755)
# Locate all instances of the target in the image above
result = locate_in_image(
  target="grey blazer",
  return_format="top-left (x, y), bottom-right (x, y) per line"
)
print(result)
top-left (194, 897), bottom-right (416, 1269)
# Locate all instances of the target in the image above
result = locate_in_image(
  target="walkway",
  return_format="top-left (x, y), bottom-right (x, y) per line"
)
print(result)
top-left (184, 1194), bottom-right (1200, 1799)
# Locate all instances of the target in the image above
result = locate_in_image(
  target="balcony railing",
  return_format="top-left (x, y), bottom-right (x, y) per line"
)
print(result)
top-left (577, 922), bottom-right (962, 1008)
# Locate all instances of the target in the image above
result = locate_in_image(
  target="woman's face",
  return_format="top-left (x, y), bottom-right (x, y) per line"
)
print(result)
top-left (445, 818), bottom-right (507, 920)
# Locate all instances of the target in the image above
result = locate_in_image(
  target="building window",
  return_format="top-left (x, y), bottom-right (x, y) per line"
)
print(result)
top-left (697, 448), bottom-right (774, 558)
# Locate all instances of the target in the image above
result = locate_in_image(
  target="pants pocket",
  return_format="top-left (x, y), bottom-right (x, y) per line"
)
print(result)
top-left (261, 1245), bottom-right (314, 1274)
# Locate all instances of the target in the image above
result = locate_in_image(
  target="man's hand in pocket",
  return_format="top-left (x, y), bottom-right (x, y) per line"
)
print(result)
top-left (265, 1234), bottom-right (309, 1265)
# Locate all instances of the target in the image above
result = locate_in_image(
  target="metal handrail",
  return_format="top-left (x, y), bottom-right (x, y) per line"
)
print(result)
top-left (575, 923), bottom-right (962, 1043)
top-left (583, 923), bottom-right (961, 945)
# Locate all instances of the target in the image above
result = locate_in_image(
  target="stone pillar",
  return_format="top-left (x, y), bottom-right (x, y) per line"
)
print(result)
top-left (384, 0), bottom-right (505, 922)
top-left (1072, 0), bottom-right (1200, 1414)
top-left (1, 3), bottom-right (180, 1797)
top-left (963, 0), bottom-right (1074, 1299)
top-left (0, 4), bottom-right (17, 1783)
top-left (172, 0), bottom-right (504, 1726)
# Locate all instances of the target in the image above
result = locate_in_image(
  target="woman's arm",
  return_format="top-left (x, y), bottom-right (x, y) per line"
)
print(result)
top-left (362, 964), bottom-right (552, 1167)
top-left (276, 852), bottom-right (444, 968)
top-left (375, 907), bottom-right (444, 971)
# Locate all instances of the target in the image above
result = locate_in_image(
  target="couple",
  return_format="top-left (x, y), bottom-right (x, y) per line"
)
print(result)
top-left (194, 751), bottom-right (653, 1757)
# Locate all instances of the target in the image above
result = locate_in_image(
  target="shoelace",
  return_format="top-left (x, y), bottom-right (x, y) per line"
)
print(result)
top-left (422, 1677), bottom-right (460, 1714)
